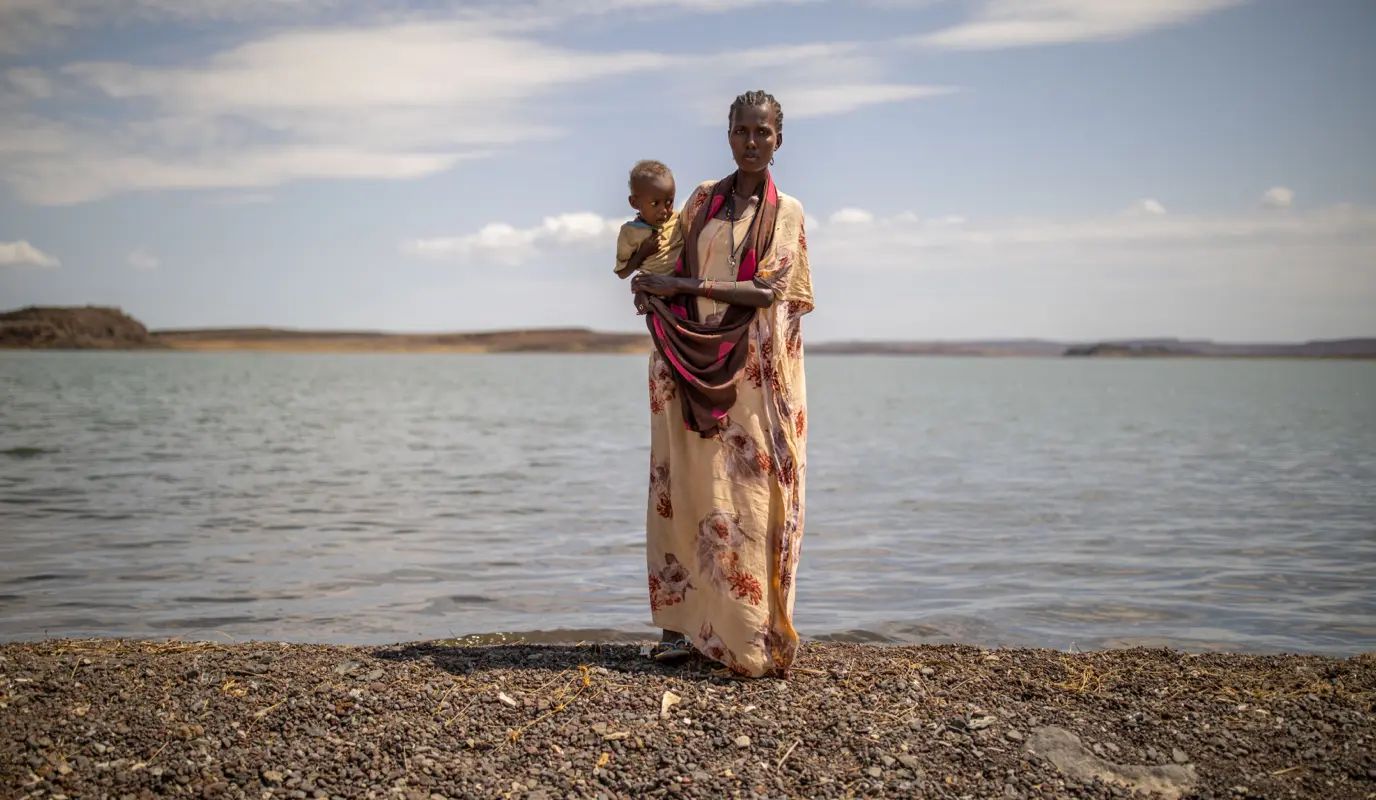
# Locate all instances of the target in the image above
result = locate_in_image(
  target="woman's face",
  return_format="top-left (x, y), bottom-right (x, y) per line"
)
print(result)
top-left (728, 105), bottom-right (781, 175)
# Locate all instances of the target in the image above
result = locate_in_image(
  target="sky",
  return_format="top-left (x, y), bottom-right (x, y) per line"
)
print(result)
top-left (1, 0), bottom-right (1374, 343)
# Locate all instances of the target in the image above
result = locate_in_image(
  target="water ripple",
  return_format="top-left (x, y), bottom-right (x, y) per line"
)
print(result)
top-left (1, 352), bottom-right (1373, 654)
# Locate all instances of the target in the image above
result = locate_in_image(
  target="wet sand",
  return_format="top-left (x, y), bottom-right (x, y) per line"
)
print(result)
top-left (2, 639), bottom-right (1372, 799)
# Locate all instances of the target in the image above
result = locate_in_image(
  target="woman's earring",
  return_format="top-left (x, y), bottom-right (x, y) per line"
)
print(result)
top-left (770, 155), bottom-right (775, 165)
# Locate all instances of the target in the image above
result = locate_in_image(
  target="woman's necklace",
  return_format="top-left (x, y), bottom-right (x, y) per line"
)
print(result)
top-left (725, 180), bottom-right (761, 274)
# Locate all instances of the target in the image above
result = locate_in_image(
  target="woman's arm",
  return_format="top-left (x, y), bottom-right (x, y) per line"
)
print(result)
top-left (631, 274), bottom-right (774, 309)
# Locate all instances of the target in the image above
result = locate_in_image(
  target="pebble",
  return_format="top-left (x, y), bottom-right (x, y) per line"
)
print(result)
top-left (3, 639), bottom-right (1370, 800)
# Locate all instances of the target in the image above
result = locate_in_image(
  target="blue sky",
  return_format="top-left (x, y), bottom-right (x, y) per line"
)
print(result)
top-left (1, 0), bottom-right (1373, 342)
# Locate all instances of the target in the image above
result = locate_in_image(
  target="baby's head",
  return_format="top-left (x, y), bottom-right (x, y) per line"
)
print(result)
top-left (628, 160), bottom-right (676, 227)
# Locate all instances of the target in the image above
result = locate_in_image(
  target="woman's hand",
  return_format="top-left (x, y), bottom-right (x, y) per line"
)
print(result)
top-left (631, 274), bottom-right (682, 298)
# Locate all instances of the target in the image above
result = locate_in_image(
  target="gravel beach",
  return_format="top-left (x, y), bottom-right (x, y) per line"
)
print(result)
top-left (2, 639), bottom-right (1372, 799)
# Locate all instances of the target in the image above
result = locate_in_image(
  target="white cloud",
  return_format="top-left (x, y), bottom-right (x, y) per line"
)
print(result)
top-left (404, 212), bottom-right (622, 265)
top-left (1261, 186), bottom-right (1294, 210)
top-left (1128, 198), bottom-right (1168, 216)
top-left (127, 247), bottom-right (160, 270)
top-left (674, 40), bottom-right (956, 128)
top-left (783, 83), bottom-right (957, 120)
top-left (405, 201), bottom-right (1376, 307)
top-left (801, 202), bottom-right (1376, 341)
top-left (0, 0), bottom-right (810, 56)
top-left (811, 202), bottom-right (1376, 272)
top-left (0, 21), bottom-right (670, 204)
top-left (0, 9), bottom-right (938, 205)
top-left (5, 67), bottom-right (53, 98)
top-left (829, 207), bottom-right (876, 225)
top-left (914, 0), bottom-right (1251, 50)
top-left (0, 239), bottom-right (60, 267)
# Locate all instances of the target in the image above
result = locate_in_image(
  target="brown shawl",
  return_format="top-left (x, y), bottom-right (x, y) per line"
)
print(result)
top-left (644, 171), bottom-right (780, 436)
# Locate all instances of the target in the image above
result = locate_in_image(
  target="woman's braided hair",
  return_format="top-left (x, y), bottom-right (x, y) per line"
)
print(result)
top-left (728, 90), bottom-right (783, 133)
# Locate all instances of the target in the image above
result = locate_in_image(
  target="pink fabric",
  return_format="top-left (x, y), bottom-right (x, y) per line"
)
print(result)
top-left (653, 317), bottom-right (696, 383)
top-left (737, 249), bottom-right (757, 281)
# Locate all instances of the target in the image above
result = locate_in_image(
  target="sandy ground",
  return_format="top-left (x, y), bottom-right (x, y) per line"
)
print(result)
top-left (2, 639), bottom-right (1372, 799)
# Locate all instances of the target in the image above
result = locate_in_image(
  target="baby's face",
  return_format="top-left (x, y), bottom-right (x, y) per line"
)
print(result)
top-left (629, 175), bottom-right (676, 226)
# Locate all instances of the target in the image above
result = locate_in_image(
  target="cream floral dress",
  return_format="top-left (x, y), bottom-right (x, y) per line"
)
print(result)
top-left (645, 180), bottom-right (813, 678)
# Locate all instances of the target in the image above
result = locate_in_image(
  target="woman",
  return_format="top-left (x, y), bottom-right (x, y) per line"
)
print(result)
top-left (629, 90), bottom-right (812, 679)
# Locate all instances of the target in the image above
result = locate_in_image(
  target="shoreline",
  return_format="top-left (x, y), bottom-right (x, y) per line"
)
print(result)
top-left (3, 639), bottom-right (1372, 799)
top-left (6, 343), bottom-right (1376, 359)
top-left (5, 306), bottom-right (1376, 357)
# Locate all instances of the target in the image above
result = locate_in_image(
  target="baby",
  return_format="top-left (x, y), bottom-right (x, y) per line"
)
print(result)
top-left (615, 160), bottom-right (683, 281)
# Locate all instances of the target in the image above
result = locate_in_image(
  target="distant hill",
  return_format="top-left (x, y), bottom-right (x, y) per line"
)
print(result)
top-left (1063, 338), bottom-right (1376, 358)
top-left (3, 306), bottom-right (1373, 357)
top-left (814, 337), bottom-right (1376, 359)
top-left (0, 306), bottom-right (163, 349)
top-left (152, 326), bottom-right (652, 354)
top-left (0, 306), bottom-right (650, 353)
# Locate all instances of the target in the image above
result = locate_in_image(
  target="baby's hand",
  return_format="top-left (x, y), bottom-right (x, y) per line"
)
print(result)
top-left (637, 231), bottom-right (663, 257)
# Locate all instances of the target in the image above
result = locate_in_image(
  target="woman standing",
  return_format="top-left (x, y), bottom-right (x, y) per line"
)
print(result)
top-left (631, 90), bottom-right (813, 679)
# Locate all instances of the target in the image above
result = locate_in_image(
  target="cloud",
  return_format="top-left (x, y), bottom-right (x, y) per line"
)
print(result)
top-left (829, 208), bottom-right (876, 225)
top-left (405, 201), bottom-right (1376, 307)
top-left (1261, 186), bottom-right (1295, 210)
top-left (127, 247), bottom-right (160, 270)
top-left (414, 198), bottom-right (1376, 308)
top-left (783, 83), bottom-right (957, 120)
top-left (0, 20), bottom-right (672, 204)
top-left (0, 0), bottom-right (810, 56)
top-left (914, 0), bottom-right (1251, 50)
top-left (814, 201), bottom-right (1376, 254)
top-left (404, 212), bottom-right (622, 265)
top-left (686, 41), bottom-right (955, 125)
top-left (1127, 198), bottom-right (1167, 216)
top-left (5, 67), bottom-right (53, 99)
top-left (0, 7), bottom-right (938, 205)
top-left (0, 239), bottom-right (60, 267)
top-left (801, 201), bottom-right (1376, 341)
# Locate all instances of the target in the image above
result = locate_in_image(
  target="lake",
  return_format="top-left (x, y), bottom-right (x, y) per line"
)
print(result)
top-left (2, 352), bottom-right (1373, 655)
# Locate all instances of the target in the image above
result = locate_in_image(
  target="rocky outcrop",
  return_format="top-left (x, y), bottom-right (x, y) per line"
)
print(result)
top-left (0, 306), bottom-right (161, 349)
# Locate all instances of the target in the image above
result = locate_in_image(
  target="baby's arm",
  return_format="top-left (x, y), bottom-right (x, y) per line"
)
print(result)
top-left (615, 227), bottom-right (638, 279)
top-left (617, 231), bottom-right (662, 280)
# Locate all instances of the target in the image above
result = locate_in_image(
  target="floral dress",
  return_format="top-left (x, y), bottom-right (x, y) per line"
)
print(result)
top-left (645, 181), bottom-right (813, 677)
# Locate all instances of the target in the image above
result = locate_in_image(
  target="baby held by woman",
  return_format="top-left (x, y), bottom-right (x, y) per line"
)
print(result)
top-left (615, 161), bottom-right (684, 310)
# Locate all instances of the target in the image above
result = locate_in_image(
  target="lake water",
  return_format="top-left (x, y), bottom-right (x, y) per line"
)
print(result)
top-left (2, 352), bottom-right (1374, 656)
